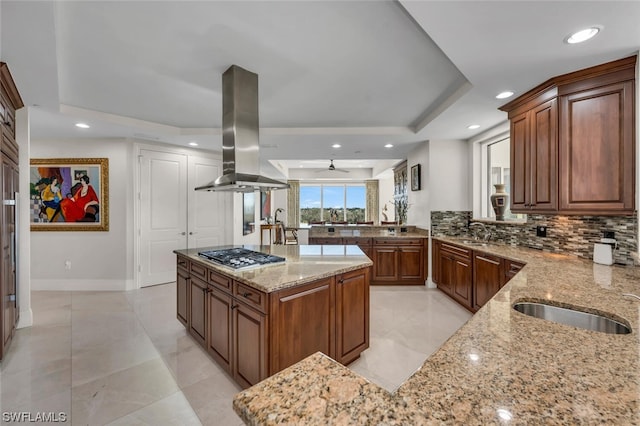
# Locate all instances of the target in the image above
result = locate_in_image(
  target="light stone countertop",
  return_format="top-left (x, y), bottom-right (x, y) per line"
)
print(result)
top-left (174, 244), bottom-right (372, 293)
top-left (308, 225), bottom-right (429, 239)
top-left (233, 237), bottom-right (640, 424)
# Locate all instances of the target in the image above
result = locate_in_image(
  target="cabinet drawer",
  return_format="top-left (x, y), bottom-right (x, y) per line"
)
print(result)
top-left (311, 237), bottom-right (343, 245)
top-left (440, 242), bottom-right (471, 259)
top-left (190, 261), bottom-right (208, 280)
top-left (343, 237), bottom-right (372, 246)
top-left (209, 269), bottom-right (232, 292)
top-left (374, 238), bottom-right (422, 246)
top-left (177, 256), bottom-right (189, 271)
top-left (234, 282), bottom-right (267, 314)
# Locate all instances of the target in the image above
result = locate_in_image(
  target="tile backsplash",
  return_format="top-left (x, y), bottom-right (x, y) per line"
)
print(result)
top-left (431, 211), bottom-right (638, 266)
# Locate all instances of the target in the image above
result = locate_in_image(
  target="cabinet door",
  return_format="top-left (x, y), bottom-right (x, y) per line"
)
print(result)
top-left (502, 260), bottom-right (525, 286)
top-left (530, 99), bottom-right (558, 211)
top-left (233, 302), bottom-right (267, 389)
top-left (207, 286), bottom-right (233, 374)
top-left (176, 268), bottom-right (189, 326)
top-left (437, 253), bottom-right (455, 296)
top-left (270, 278), bottom-right (335, 374)
top-left (559, 81), bottom-right (635, 212)
top-left (510, 111), bottom-right (529, 212)
top-left (372, 247), bottom-right (398, 282)
top-left (431, 240), bottom-right (440, 284)
top-left (189, 277), bottom-right (207, 346)
top-left (452, 257), bottom-right (473, 310)
top-left (398, 246), bottom-right (424, 283)
top-left (473, 253), bottom-right (502, 310)
top-left (510, 99), bottom-right (557, 213)
top-left (336, 268), bottom-right (369, 365)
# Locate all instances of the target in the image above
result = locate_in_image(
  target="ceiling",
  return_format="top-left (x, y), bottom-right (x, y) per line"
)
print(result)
top-left (1, 1), bottom-right (638, 180)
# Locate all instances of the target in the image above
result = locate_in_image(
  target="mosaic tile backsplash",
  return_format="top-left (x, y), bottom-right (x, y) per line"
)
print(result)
top-left (431, 211), bottom-right (638, 266)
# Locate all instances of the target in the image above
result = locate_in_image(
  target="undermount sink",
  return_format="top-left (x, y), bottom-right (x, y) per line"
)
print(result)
top-left (461, 240), bottom-right (488, 247)
top-left (513, 302), bottom-right (631, 335)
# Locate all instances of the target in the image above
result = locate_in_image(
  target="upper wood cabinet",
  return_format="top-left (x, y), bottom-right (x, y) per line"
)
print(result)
top-left (500, 55), bottom-right (636, 215)
top-left (509, 97), bottom-right (558, 212)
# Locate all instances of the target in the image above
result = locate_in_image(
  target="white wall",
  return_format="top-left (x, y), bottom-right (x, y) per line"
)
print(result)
top-left (407, 141), bottom-right (429, 228)
top-left (30, 138), bottom-right (135, 290)
top-left (17, 107), bottom-right (32, 328)
top-left (378, 174), bottom-right (395, 222)
top-left (428, 139), bottom-right (471, 211)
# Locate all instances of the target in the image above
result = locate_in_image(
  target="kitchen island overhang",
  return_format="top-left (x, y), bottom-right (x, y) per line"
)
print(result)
top-left (174, 244), bottom-right (373, 389)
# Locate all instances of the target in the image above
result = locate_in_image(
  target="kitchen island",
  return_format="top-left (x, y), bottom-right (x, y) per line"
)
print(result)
top-left (174, 244), bottom-right (372, 388)
top-left (233, 238), bottom-right (640, 424)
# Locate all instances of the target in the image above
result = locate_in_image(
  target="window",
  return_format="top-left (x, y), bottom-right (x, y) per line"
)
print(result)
top-left (483, 138), bottom-right (524, 220)
top-left (299, 184), bottom-right (366, 225)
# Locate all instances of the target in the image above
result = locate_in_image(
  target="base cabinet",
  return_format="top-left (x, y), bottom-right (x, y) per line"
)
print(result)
top-left (435, 242), bottom-right (473, 310)
top-left (473, 253), bottom-right (503, 311)
top-left (336, 268), bottom-right (370, 364)
top-left (270, 278), bottom-right (334, 374)
top-left (371, 238), bottom-right (426, 285)
top-left (176, 254), bottom-right (370, 389)
top-left (433, 240), bottom-right (526, 312)
top-left (207, 286), bottom-right (233, 374)
top-left (176, 264), bottom-right (189, 326)
top-left (233, 301), bottom-right (267, 389)
top-left (189, 277), bottom-right (207, 346)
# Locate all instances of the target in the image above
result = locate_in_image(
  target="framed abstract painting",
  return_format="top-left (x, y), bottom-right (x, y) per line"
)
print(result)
top-left (29, 158), bottom-right (109, 231)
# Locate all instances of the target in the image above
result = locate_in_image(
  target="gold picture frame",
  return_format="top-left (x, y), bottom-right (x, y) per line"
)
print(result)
top-left (30, 158), bottom-right (109, 231)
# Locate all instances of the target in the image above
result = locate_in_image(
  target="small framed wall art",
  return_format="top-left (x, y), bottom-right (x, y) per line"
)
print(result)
top-left (30, 158), bottom-right (109, 231)
top-left (411, 164), bottom-right (421, 191)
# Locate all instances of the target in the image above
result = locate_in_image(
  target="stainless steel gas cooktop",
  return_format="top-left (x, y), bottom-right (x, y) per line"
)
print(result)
top-left (198, 248), bottom-right (286, 270)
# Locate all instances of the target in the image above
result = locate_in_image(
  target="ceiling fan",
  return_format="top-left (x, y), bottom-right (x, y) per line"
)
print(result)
top-left (316, 159), bottom-right (350, 173)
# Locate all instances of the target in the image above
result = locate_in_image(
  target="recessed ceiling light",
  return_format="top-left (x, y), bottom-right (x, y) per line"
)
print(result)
top-left (565, 26), bottom-right (602, 44)
top-left (332, 143), bottom-right (341, 148)
top-left (384, 144), bottom-right (393, 148)
top-left (75, 123), bottom-right (90, 129)
top-left (467, 124), bottom-right (480, 130)
top-left (188, 142), bottom-right (198, 146)
top-left (496, 91), bottom-right (514, 99)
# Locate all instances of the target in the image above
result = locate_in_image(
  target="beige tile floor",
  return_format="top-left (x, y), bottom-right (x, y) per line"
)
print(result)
top-left (0, 284), bottom-right (471, 425)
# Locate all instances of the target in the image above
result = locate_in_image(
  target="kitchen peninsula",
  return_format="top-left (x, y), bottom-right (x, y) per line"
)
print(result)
top-left (174, 244), bottom-right (372, 388)
top-left (308, 225), bottom-right (429, 285)
top-left (233, 239), bottom-right (640, 424)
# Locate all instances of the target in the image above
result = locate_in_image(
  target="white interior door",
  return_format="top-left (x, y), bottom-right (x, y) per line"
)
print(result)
top-left (140, 150), bottom-right (187, 287)
top-left (187, 156), bottom-right (231, 249)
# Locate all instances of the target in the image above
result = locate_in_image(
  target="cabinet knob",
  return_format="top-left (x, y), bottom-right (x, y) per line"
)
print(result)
top-left (338, 279), bottom-right (344, 284)
top-left (231, 304), bottom-right (238, 310)
top-left (242, 292), bottom-right (252, 298)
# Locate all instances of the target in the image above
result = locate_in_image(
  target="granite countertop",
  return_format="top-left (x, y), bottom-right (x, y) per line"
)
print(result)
top-left (233, 238), bottom-right (640, 424)
top-left (309, 225), bottom-right (429, 239)
top-left (174, 244), bottom-right (372, 293)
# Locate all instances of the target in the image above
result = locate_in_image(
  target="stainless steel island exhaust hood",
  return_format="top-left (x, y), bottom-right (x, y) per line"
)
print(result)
top-left (195, 65), bottom-right (289, 192)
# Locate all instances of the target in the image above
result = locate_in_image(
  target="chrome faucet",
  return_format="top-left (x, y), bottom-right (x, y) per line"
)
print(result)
top-left (469, 222), bottom-right (491, 242)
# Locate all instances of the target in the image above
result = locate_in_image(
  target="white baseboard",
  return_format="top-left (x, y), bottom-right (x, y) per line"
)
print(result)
top-left (31, 279), bottom-right (128, 291)
top-left (426, 277), bottom-right (437, 289)
top-left (17, 308), bottom-right (33, 329)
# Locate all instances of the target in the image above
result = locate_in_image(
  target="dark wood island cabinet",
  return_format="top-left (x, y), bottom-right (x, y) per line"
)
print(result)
top-left (174, 245), bottom-right (372, 389)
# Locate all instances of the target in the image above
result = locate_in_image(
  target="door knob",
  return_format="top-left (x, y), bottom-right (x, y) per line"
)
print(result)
top-left (180, 232), bottom-right (186, 235)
